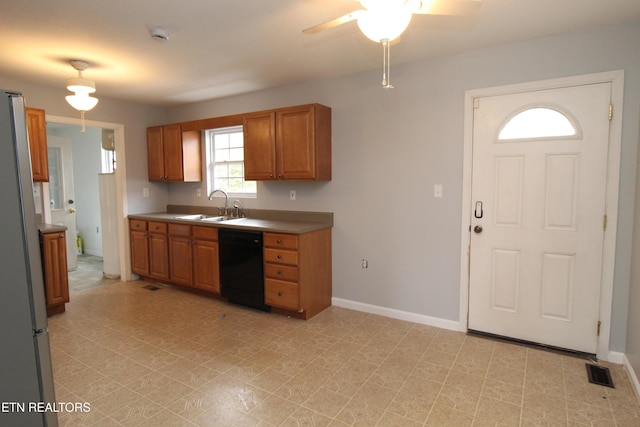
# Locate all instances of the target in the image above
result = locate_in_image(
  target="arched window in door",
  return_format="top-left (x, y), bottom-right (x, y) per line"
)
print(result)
top-left (498, 107), bottom-right (578, 140)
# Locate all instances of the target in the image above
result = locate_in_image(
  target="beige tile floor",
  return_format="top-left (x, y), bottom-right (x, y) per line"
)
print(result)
top-left (68, 254), bottom-right (120, 293)
top-left (49, 279), bottom-right (640, 426)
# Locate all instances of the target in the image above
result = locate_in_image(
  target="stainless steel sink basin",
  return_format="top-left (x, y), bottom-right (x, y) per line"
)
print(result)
top-left (174, 214), bottom-right (207, 220)
top-left (173, 214), bottom-right (234, 222)
top-left (200, 215), bottom-right (233, 222)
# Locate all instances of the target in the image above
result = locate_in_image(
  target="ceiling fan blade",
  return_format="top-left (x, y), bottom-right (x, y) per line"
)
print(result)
top-left (303, 10), bottom-right (364, 35)
top-left (413, 0), bottom-right (482, 16)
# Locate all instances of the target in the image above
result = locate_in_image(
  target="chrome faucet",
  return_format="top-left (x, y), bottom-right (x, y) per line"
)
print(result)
top-left (208, 189), bottom-right (228, 215)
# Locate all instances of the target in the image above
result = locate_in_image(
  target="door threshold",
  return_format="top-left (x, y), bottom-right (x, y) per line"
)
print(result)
top-left (467, 329), bottom-right (596, 361)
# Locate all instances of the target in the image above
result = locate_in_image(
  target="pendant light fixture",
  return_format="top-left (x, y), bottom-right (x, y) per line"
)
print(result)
top-left (65, 60), bottom-right (98, 132)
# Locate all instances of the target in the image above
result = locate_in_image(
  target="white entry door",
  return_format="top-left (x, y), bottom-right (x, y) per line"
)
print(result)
top-left (468, 83), bottom-right (611, 353)
top-left (48, 136), bottom-right (78, 270)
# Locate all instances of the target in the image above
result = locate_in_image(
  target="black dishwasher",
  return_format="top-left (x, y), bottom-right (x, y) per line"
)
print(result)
top-left (218, 228), bottom-right (270, 312)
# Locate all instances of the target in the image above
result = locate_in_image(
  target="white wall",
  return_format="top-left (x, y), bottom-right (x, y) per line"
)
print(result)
top-left (627, 115), bottom-right (640, 387)
top-left (166, 21), bottom-right (640, 353)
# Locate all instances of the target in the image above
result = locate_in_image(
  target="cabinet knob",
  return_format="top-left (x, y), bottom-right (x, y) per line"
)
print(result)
top-left (59, 234), bottom-right (64, 238)
top-left (276, 239), bottom-right (281, 244)
top-left (277, 270), bottom-right (282, 275)
top-left (277, 255), bottom-right (282, 259)
top-left (277, 291), bottom-right (283, 297)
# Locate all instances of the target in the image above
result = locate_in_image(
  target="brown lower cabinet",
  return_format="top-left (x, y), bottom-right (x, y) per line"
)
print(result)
top-left (129, 218), bottom-right (331, 319)
top-left (192, 226), bottom-right (220, 293)
top-left (263, 229), bottom-right (331, 320)
top-left (130, 219), bottom-right (220, 294)
top-left (40, 231), bottom-right (69, 315)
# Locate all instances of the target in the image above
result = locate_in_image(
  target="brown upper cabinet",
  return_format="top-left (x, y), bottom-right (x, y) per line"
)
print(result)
top-left (147, 123), bottom-right (202, 182)
top-left (243, 104), bottom-right (331, 181)
top-left (26, 107), bottom-right (49, 182)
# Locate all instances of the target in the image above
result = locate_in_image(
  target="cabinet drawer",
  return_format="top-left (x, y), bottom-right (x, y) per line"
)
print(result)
top-left (264, 232), bottom-right (298, 250)
top-left (169, 223), bottom-right (191, 236)
top-left (264, 263), bottom-right (298, 282)
top-left (148, 221), bottom-right (167, 233)
top-left (192, 226), bottom-right (218, 241)
top-left (264, 248), bottom-right (298, 266)
top-left (130, 219), bottom-right (147, 231)
top-left (265, 279), bottom-right (299, 310)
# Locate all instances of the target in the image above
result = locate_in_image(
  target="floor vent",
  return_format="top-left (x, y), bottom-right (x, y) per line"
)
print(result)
top-left (586, 363), bottom-right (614, 388)
top-left (142, 285), bottom-right (160, 291)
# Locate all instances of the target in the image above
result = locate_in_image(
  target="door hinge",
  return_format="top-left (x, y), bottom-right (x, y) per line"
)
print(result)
top-left (609, 104), bottom-right (613, 121)
top-left (473, 98), bottom-right (480, 109)
top-left (603, 214), bottom-right (607, 231)
top-left (597, 320), bottom-right (602, 336)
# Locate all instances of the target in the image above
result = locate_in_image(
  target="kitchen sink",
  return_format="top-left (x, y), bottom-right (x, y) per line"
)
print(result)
top-left (200, 215), bottom-right (234, 222)
top-left (173, 214), bottom-right (234, 222)
top-left (173, 214), bottom-right (207, 220)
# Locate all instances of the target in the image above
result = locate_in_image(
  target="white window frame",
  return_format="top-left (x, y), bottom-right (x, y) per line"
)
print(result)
top-left (205, 126), bottom-right (256, 198)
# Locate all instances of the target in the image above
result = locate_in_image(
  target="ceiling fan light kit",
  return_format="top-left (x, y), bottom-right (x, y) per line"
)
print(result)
top-left (303, 0), bottom-right (482, 88)
top-left (65, 60), bottom-right (98, 132)
top-left (356, 1), bottom-right (413, 42)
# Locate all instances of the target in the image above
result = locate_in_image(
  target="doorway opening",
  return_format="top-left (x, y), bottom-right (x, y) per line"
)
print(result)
top-left (40, 115), bottom-right (130, 286)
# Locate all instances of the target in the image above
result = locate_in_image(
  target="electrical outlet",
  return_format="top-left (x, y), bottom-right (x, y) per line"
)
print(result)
top-left (196, 188), bottom-right (201, 197)
top-left (290, 190), bottom-right (296, 200)
top-left (362, 258), bottom-right (368, 269)
top-left (434, 184), bottom-right (443, 198)
top-left (143, 187), bottom-right (150, 198)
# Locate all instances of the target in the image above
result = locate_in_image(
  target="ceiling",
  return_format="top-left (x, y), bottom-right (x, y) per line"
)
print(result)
top-left (1, 0), bottom-right (639, 107)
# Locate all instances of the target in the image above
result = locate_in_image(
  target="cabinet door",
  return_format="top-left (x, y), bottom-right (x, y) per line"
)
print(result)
top-left (243, 111), bottom-right (277, 180)
top-left (193, 239), bottom-right (220, 293)
top-left (148, 232), bottom-right (169, 280)
top-left (147, 126), bottom-right (165, 181)
top-left (26, 107), bottom-right (49, 182)
top-left (169, 234), bottom-right (193, 286)
top-left (163, 123), bottom-right (184, 181)
top-left (41, 233), bottom-right (69, 306)
top-left (277, 106), bottom-right (316, 180)
top-left (130, 230), bottom-right (150, 276)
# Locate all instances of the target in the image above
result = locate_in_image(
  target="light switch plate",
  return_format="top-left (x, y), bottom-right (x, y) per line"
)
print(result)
top-left (434, 184), bottom-right (443, 198)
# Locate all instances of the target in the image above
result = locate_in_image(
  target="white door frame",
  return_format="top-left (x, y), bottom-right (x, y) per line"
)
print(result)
top-left (459, 70), bottom-right (624, 361)
top-left (44, 115), bottom-right (132, 282)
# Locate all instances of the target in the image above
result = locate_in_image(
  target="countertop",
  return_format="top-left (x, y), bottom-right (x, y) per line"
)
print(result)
top-left (128, 211), bottom-right (332, 234)
top-left (38, 223), bottom-right (67, 234)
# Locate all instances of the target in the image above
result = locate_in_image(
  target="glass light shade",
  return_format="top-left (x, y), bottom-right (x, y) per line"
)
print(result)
top-left (66, 92), bottom-right (99, 111)
top-left (357, 5), bottom-right (412, 42)
top-left (66, 77), bottom-right (96, 93)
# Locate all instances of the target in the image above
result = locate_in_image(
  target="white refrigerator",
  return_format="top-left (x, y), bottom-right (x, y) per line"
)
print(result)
top-left (0, 90), bottom-right (58, 426)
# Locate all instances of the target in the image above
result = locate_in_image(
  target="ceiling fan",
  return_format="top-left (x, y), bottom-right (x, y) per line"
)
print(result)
top-left (303, 0), bottom-right (482, 88)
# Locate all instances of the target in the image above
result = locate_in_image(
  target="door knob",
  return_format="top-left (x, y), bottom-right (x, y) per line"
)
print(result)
top-left (474, 225), bottom-right (483, 233)
top-left (69, 208), bottom-right (77, 213)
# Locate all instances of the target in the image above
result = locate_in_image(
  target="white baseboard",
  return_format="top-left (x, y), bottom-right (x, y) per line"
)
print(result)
top-left (81, 249), bottom-right (102, 257)
top-left (331, 297), bottom-right (463, 332)
top-left (623, 354), bottom-right (640, 402)
top-left (606, 351), bottom-right (624, 364)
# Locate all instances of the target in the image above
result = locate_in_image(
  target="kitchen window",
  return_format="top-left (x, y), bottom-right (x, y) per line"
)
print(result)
top-left (205, 126), bottom-right (256, 197)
